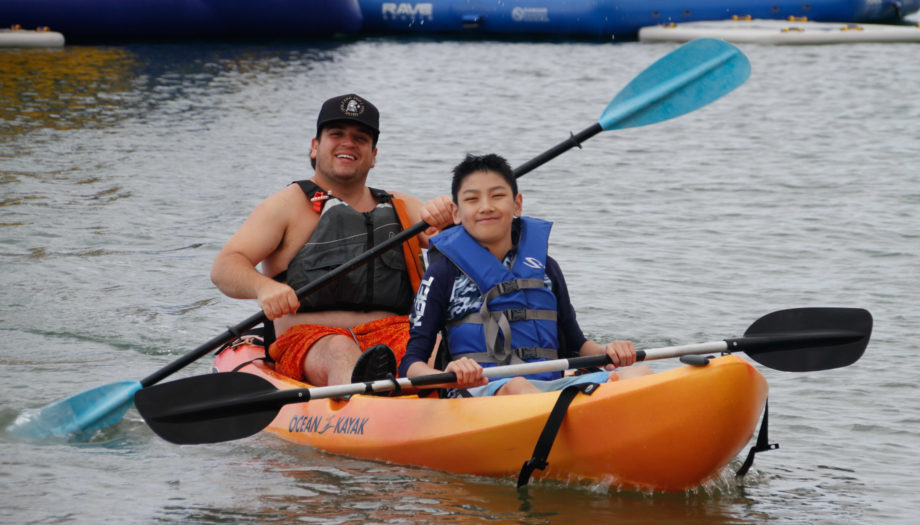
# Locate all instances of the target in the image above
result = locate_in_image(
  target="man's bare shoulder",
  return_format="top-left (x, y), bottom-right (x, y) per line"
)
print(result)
top-left (277, 182), bottom-right (310, 203)
top-left (255, 183), bottom-right (310, 215)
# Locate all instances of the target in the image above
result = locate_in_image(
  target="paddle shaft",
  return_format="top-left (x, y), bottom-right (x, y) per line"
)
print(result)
top-left (135, 307), bottom-right (870, 444)
top-left (307, 325), bottom-right (867, 400)
top-left (177, 326), bottom-right (867, 407)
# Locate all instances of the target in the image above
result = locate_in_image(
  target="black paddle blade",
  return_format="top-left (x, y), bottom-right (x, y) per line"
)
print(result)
top-left (135, 372), bottom-right (282, 445)
top-left (729, 307), bottom-right (872, 372)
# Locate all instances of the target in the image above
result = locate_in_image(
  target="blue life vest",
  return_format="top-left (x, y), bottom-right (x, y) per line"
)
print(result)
top-left (430, 217), bottom-right (561, 381)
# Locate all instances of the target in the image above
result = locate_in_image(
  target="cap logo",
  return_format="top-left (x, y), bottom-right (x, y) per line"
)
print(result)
top-left (340, 96), bottom-right (365, 117)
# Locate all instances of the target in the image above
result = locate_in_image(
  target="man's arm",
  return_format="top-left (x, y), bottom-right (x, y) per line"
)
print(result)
top-left (210, 185), bottom-right (309, 320)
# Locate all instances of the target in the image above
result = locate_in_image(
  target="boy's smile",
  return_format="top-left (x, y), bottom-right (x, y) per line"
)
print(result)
top-left (452, 170), bottom-right (523, 259)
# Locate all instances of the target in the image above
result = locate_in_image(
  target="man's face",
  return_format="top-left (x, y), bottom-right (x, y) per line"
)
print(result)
top-left (311, 121), bottom-right (377, 183)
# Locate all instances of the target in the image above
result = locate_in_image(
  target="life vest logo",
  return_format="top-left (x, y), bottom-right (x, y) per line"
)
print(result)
top-left (381, 3), bottom-right (434, 21)
top-left (289, 415), bottom-right (369, 435)
top-left (522, 257), bottom-right (544, 269)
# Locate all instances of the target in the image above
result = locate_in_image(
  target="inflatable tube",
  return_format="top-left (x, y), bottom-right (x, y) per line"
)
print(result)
top-left (0, 0), bottom-right (363, 41)
top-left (639, 18), bottom-right (920, 44)
top-left (357, 0), bottom-right (920, 40)
top-left (0, 26), bottom-right (64, 48)
top-left (2, 0), bottom-right (916, 41)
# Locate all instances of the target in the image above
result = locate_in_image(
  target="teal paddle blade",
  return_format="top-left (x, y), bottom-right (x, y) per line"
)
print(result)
top-left (8, 380), bottom-right (142, 441)
top-left (599, 38), bottom-right (751, 131)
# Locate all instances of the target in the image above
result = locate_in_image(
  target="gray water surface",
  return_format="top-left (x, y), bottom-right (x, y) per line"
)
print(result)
top-left (2, 31), bottom-right (918, 523)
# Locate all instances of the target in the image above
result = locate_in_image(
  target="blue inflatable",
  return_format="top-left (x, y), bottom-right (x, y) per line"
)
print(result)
top-left (0, 0), bottom-right (363, 41)
top-left (1, 0), bottom-right (916, 41)
top-left (358, 0), bottom-right (918, 40)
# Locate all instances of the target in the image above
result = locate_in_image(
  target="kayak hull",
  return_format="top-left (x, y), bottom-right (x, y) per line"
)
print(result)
top-left (214, 342), bottom-right (768, 491)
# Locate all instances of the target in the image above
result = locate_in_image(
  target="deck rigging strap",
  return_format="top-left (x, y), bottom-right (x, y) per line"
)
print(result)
top-left (517, 381), bottom-right (599, 487)
top-left (736, 399), bottom-right (779, 478)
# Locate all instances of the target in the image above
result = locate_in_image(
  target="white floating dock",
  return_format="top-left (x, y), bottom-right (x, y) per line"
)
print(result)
top-left (639, 18), bottom-right (920, 45)
top-left (0, 26), bottom-right (65, 48)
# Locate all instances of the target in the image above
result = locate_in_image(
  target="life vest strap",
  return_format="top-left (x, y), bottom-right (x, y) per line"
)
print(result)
top-left (447, 308), bottom-right (557, 327)
top-left (460, 346), bottom-right (558, 365)
top-left (480, 278), bottom-right (552, 361)
top-left (483, 278), bottom-right (546, 302)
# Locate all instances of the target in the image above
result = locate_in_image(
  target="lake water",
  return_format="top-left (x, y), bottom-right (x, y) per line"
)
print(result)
top-left (2, 22), bottom-right (919, 524)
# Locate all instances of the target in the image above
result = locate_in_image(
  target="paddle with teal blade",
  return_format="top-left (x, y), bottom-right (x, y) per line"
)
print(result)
top-left (512, 38), bottom-right (750, 177)
top-left (134, 307), bottom-right (870, 446)
top-left (9, 38), bottom-right (751, 441)
top-left (9, 381), bottom-right (141, 441)
top-left (599, 37), bottom-right (751, 130)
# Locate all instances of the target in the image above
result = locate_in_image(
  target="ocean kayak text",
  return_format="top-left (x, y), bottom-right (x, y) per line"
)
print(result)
top-left (288, 415), bottom-right (369, 435)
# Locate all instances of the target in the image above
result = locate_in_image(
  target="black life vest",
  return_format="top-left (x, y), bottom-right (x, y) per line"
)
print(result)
top-left (283, 180), bottom-right (415, 314)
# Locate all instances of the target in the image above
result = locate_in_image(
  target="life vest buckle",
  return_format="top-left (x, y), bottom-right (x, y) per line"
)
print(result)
top-left (516, 347), bottom-right (540, 360)
top-left (505, 308), bottom-right (527, 321)
top-left (496, 280), bottom-right (520, 294)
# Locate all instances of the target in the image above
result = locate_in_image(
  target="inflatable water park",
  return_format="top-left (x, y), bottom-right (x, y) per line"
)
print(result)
top-left (1, 0), bottom-right (918, 44)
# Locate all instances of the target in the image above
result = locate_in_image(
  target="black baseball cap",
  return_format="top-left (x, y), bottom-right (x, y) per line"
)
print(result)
top-left (316, 94), bottom-right (380, 143)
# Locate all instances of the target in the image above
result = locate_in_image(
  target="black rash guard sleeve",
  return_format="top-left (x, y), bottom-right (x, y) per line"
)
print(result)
top-left (398, 256), bottom-right (456, 377)
top-left (546, 256), bottom-right (588, 358)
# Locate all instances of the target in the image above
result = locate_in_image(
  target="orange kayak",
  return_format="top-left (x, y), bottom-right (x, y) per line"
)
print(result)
top-left (213, 341), bottom-right (767, 491)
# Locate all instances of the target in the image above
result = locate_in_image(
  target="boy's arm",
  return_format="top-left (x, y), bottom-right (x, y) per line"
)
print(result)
top-left (547, 256), bottom-right (588, 357)
top-left (398, 258), bottom-right (452, 376)
top-left (548, 256), bottom-right (637, 367)
top-left (401, 258), bottom-right (489, 388)
top-left (579, 340), bottom-right (638, 368)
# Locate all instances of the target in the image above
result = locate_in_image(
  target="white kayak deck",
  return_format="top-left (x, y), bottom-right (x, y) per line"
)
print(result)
top-left (639, 18), bottom-right (920, 45)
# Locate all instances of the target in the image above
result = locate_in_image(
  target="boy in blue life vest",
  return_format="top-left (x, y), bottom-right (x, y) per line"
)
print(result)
top-left (398, 153), bottom-right (653, 396)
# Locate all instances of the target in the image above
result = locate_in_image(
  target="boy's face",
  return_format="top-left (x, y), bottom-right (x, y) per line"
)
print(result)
top-left (452, 170), bottom-right (523, 254)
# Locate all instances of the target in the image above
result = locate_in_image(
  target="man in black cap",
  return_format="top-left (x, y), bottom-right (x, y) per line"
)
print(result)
top-left (211, 93), bottom-right (454, 386)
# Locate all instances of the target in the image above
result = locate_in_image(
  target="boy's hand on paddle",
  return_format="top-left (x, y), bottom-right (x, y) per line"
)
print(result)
top-left (421, 195), bottom-right (456, 236)
top-left (604, 340), bottom-right (637, 369)
top-left (445, 357), bottom-right (488, 388)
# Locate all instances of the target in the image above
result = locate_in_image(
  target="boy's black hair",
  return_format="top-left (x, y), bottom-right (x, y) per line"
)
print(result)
top-left (450, 153), bottom-right (517, 203)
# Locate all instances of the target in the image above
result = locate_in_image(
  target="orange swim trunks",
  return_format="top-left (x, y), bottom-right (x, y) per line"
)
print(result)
top-left (268, 315), bottom-right (410, 381)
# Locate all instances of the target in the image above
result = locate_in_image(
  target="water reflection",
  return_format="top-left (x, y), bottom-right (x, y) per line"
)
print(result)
top-left (0, 43), bottom-right (346, 136)
top-left (0, 47), bottom-right (137, 133)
